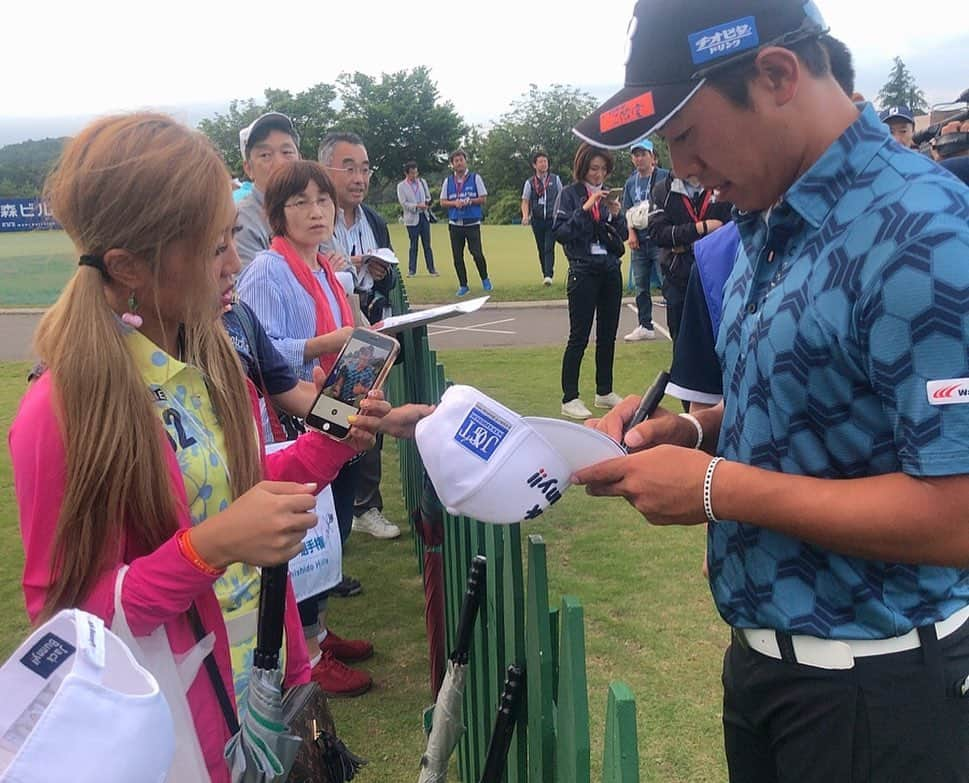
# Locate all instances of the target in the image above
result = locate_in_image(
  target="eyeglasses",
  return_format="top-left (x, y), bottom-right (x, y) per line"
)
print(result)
top-left (323, 164), bottom-right (374, 179)
top-left (284, 197), bottom-right (332, 213)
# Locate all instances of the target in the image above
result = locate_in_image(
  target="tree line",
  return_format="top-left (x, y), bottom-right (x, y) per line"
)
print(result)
top-left (0, 58), bottom-right (933, 223)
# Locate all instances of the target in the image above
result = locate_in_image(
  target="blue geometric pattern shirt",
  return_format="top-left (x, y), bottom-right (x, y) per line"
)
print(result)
top-left (710, 104), bottom-right (969, 639)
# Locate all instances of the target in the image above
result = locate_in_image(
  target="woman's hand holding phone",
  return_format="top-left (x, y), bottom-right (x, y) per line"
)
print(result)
top-left (190, 481), bottom-right (319, 568)
top-left (583, 189), bottom-right (611, 212)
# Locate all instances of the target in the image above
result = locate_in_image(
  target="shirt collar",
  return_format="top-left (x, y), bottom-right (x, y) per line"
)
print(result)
top-left (781, 103), bottom-right (890, 229)
top-left (337, 204), bottom-right (365, 229)
top-left (125, 325), bottom-right (188, 387)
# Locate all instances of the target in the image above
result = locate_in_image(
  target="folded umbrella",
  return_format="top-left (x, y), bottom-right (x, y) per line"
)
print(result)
top-left (418, 555), bottom-right (487, 783)
top-left (478, 664), bottom-right (526, 783)
top-left (226, 564), bottom-right (302, 783)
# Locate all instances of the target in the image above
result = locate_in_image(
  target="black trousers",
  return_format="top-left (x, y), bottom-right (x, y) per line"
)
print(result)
top-left (352, 436), bottom-right (383, 516)
top-left (448, 223), bottom-right (489, 286)
top-left (723, 622), bottom-right (969, 782)
top-left (561, 266), bottom-right (622, 402)
top-left (530, 219), bottom-right (556, 278)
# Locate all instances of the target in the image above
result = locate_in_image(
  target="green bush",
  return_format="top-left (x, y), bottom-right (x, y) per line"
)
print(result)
top-left (484, 189), bottom-right (522, 225)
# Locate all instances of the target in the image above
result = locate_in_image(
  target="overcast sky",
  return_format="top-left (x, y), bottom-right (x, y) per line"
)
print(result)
top-left (2, 0), bottom-right (966, 145)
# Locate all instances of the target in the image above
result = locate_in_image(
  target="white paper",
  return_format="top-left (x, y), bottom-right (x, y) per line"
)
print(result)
top-left (377, 296), bottom-right (490, 333)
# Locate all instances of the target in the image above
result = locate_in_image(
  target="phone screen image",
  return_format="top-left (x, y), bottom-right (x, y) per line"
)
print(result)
top-left (308, 334), bottom-right (394, 436)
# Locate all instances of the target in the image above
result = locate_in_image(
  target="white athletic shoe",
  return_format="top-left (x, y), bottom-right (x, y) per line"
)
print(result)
top-left (624, 325), bottom-right (657, 341)
top-left (542, 276), bottom-right (553, 286)
top-left (561, 399), bottom-right (593, 419)
top-left (594, 392), bottom-right (625, 409)
top-left (351, 509), bottom-right (401, 539)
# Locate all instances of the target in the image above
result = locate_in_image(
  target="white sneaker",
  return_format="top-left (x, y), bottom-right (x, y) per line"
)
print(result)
top-left (542, 276), bottom-right (553, 286)
top-left (624, 325), bottom-right (657, 341)
top-left (352, 509), bottom-right (401, 539)
top-left (594, 392), bottom-right (624, 409)
top-left (561, 399), bottom-right (593, 419)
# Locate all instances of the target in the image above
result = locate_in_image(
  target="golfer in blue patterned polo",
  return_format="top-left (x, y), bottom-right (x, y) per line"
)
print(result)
top-left (574, 0), bottom-right (969, 780)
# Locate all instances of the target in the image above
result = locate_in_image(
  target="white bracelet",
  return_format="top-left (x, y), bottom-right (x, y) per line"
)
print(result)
top-left (678, 413), bottom-right (703, 449)
top-left (704, 457), bottom-right (724, 524)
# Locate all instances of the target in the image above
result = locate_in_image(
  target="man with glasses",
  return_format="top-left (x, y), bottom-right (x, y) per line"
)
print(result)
top-left (235, 113), bottom-right (301, 265)
top-left (318, 131), bottom-right (402, 543)
top-left (576, 0), bottom-right (969, 779)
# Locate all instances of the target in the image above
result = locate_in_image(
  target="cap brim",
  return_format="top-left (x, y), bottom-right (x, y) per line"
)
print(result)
top-left (574, 80), bottom-right (705, 149)
top-left (523, 417), bottom-right (626, 473)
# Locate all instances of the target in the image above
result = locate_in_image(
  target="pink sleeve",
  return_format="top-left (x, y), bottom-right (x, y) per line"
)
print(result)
top-left (247, 380), bottom-right (354, 490)
top-left (9, 376), bottom-right (218, 634)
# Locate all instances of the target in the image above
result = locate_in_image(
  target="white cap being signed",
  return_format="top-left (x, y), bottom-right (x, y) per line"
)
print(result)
top-left (415, 385), bottom-right (617, 524)
top-left (0, 609), bottom-right (174, 783)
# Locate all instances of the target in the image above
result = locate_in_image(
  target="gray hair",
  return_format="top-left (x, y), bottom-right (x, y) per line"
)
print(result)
top-left (318, 131), bottom-right (365, 165)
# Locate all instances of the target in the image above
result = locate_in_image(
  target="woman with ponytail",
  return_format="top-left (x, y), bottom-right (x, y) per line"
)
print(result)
top-left (8, 113), bottom-right (386, 782)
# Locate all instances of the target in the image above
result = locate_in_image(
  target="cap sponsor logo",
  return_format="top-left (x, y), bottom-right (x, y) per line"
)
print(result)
top-left (21, 633), bottom-right (76, 679)
top-left (454, 404), bottom-right (511, 461)
top-left (599, 92), bottom-right (656, 133)
top-left (689, 16), bottom-right (759, 66)
top-left (927, 379), bottom-right (969, 405)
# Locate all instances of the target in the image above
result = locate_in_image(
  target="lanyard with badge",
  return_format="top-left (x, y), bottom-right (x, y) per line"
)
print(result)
top-left (586, 185), bottom-right (608, 255)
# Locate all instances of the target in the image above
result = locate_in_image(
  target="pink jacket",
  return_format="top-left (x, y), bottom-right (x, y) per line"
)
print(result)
top-left (8, 373), bottom-right (355, 782)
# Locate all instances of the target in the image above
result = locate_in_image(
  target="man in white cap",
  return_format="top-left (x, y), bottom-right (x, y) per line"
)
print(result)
top-left (235, 112), bottom-right (301, 264)
top-left (621, 139), bottom-right (667, 341)
top-left (575, 0), bottom-right (969, 779)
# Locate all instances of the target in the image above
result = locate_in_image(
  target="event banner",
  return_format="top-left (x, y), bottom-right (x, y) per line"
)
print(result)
top-left (0, 198), bottom-right (60, 232)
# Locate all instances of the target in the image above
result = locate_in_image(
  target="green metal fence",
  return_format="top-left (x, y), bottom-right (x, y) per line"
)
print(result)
top-left (386, 282), bottom-right (640, 782)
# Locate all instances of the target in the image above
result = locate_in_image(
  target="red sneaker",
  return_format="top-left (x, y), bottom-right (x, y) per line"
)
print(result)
top-left (320, 629), bottom-right (374, 663)
top-left (311, 652), bottom-right (372, 698)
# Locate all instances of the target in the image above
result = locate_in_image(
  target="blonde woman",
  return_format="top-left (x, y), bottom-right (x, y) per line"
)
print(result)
top-left (8, 114), bottom-right (386, 782)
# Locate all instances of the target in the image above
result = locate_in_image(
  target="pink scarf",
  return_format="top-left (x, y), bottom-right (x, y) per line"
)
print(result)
top-left (270, 235), bottom-right (354, 375)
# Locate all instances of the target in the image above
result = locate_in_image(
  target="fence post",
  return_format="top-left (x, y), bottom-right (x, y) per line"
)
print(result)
top-left (556, 596), bottom-right (590, 783)
top-left (603, 682), bottom-right (640, 783)
top-left (526, 535), bottom-right (555, 782)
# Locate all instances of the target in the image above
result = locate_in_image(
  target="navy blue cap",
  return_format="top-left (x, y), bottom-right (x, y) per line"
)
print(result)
top-left (879, 106), bottom-right (915, 125)
top-left (575, 0), bottom-right (828, 148)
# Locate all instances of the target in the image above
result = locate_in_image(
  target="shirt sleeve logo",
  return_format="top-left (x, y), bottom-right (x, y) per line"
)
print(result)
top-left (689, 16), bottom-right (759, 65)
top-left (927, 378), bottom-right (969, 405)
top-left (454, 404), bottom-right (511, 461)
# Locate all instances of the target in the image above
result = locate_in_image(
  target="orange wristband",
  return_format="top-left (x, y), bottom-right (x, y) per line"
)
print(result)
top-left (176, 529), bottom-right (224, 577)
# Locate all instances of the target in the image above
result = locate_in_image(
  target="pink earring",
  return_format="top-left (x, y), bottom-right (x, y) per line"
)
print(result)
top-left (121, 291), bottom-right (143, 329)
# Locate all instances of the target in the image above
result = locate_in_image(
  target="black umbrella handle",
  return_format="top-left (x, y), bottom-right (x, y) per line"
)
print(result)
top-left (451, 555), bottom-right (486, 665)
top-left (254, 563), bottom-right (289, 670)
top-left (479, 664), bottom-right (526, 783)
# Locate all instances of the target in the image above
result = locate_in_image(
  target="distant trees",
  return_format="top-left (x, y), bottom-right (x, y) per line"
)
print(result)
top-left (0, 73), bottom-right (643, 225)
top-left (877, 57), bottom-right (928, 113)
top-left (0, 138), bottom-right (66, 197)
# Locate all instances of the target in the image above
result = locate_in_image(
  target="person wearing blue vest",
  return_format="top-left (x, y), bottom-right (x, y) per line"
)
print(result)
top-left (576, 0), bottom-right (969, 780)
top-left (439, 149), bottom-right (493, 296)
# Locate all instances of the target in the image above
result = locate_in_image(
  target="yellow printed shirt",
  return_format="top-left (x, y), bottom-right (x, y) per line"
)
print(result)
top-left (127, 328), bottom-right (265, 714)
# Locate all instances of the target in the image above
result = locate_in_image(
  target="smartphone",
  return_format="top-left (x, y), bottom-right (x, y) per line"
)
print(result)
top-left (305, 328), bottom-right (400, 440)
top-left (606, 187), bottom-right (624, 201)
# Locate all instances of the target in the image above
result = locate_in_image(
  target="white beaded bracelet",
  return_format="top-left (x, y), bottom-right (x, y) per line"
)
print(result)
top-left (678, 413), bottom-right (704, 450)
top-left (704, 457), bottom-right (724, 524)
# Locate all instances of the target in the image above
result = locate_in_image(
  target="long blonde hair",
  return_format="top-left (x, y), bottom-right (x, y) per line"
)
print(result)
top-left (35, 113), bottom-right (262, 616)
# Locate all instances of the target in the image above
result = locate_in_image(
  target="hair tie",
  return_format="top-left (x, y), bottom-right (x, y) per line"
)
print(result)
top-left (78, 254), bottom-right (108, 277)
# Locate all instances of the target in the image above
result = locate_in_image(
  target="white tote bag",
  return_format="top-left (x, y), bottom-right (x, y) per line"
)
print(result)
top-left (265, 441), bottom-right (343, 601)
top-left (0, 608), bottom-right (175, 783)
top-left (110, 566), bottom-right (213, 782)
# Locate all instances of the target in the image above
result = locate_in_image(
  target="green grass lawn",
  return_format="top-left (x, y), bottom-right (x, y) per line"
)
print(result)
top-left (0, 225), bottom-right (606, 307)
top-left (0, 341), bottom-right (727, 782)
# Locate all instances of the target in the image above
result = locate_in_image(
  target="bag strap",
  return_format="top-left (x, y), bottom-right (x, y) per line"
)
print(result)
top-left (234, 303), bottom-right (287, 442)
top-left (187, 604), bottom-right (240, 736)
